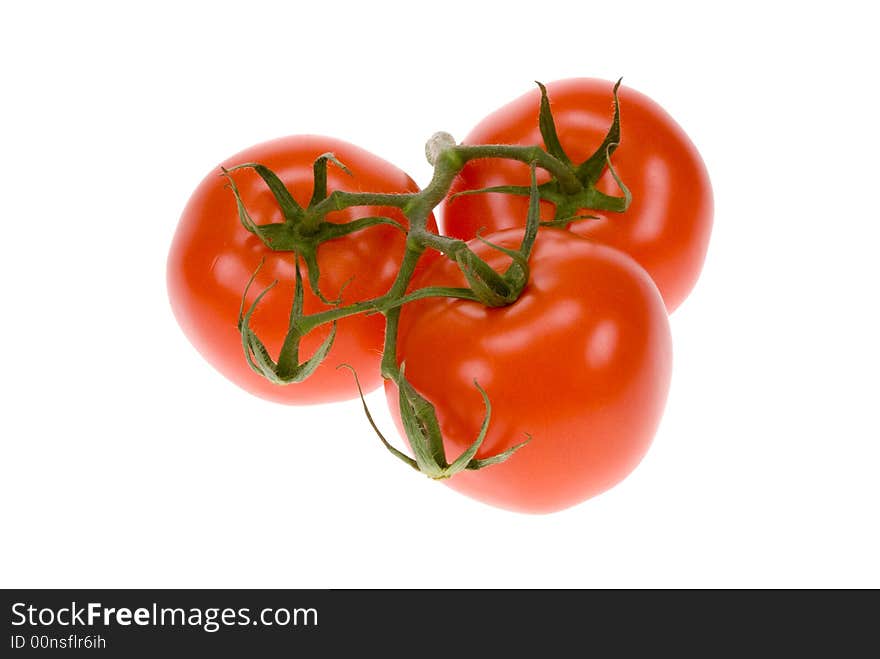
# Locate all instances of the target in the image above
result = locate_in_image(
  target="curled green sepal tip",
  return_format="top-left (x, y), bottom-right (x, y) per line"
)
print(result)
top-left (337, 364), bottom-right (419, 471)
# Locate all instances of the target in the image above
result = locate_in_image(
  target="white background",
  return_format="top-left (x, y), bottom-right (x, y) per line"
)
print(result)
top-left (2, 1), bottom-right (878, 588)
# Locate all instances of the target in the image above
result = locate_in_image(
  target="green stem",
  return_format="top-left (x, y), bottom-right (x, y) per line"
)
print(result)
top-left (297, 299), bottom-right (381, 334)
top-left (378, 286), bottom-right (479, 311)
top-left (455, 144), bottom-right (582, 195)
top-left (316, 190), bottom-right (416, 216)
top-left (419, 232), bottom-right (465, 256)
top-left (302, 191), bottom-right (414, 235)
top-left (380, 240), bottom-right (425, 380)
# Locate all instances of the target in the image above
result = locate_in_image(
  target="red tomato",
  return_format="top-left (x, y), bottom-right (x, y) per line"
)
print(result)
top-left (168, 135), bottom-right (436, 404)
top-left (385, 229), bottom-right (672, 513)
top-left (444, 78), bottom-right (713, 312)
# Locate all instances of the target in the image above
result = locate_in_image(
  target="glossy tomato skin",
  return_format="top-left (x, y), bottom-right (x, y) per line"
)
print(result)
top-left (386, 229), bottom-right (672, 513)
top-left (168, 135), bottom-right (436, 405)
top-left (444, 78), bottom-right (713, 312)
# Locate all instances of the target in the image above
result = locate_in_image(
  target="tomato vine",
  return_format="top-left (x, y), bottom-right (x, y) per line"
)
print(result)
top-left (224, 81), bottom-right (631, 479)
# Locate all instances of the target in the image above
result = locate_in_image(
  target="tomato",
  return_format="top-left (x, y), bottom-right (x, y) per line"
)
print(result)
top-left (168, 135), bottom-right (436, 404)
top-left (385, 228), bottom-right (672, 513)
top-left (443, 78), bottom-right (713, 312)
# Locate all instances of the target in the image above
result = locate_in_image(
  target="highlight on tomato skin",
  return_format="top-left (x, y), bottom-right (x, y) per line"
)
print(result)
top-left (385, 228), bottom-right (673, 514)
top-left (167, 135), bottom-right (437, 405)
top-left (443, 77), bottom-right (713, 313)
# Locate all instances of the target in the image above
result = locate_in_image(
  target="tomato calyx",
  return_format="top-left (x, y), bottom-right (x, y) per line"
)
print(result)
top-left (221, 157), bottom-right (407, 304)
top-left (340, 364), bottom-right (530, 479)
top-left (395, 368), bottom-right (530, 479)
top-left (237, 258), bottom-right (338, 384)
top-left (439, 164), bottom-right (541, 307)
top-left (448, 79), bottom-right (632, 228)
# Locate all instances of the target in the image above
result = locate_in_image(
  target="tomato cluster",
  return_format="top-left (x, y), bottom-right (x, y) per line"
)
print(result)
top-left (167, 79), bottom-right (712, 513)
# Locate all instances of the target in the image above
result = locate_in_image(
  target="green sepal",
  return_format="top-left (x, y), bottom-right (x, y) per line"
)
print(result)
top-left (309, 152), bottom-right (352, 207)
top-left (397, 368), bottom-right (448, 478)
top-left (536, 81), bottom-right (572, 166)
top-left (540, 214), bottom-right (600, 229)
top-left (337, 364), bottom-right (419, 471)
top-left (221, 167), bottom-right (262, 236)
top-left (239, 280), bottom-right (283, 382)
top-left (520, 163), bottom-right (541, 259)
top-left (393, 374), bottom-right (530, 479)
top-left (220, 165), bottom-right (303, 250)
top-left (225, 162), bottom-right (303, 222)
top-left (216, 175), bottom-right (297, 250)
top-left (600, 141), bottom-right (632, 211)
top-left (575, 78), bottom-right (622, 186)
top-left (276, 259), bottom-right (338, 381)
top-left (486, 162), bottom-right (541, 293)
top-left (466, 435), bottom-right (531, 470)
top-left (444, 381), bottom-right (492, 476)
top-left (296, 245), bottom-right (345, 306)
